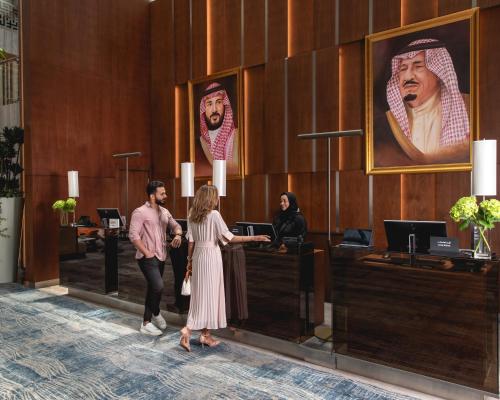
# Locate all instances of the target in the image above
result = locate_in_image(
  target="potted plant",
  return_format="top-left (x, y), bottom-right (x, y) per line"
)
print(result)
top-left (52, 198), bottom-right (77, 226)
top-left (0, 126), bottom-right (24, 283)
top-left (449, 196), bottom-right (500, 259)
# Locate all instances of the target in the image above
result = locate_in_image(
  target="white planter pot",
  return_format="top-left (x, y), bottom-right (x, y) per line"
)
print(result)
top-left (0, 197), bottom-right (24, 283)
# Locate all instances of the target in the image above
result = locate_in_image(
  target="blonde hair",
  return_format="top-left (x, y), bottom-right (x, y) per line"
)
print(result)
top-left (189, 184), bottom-right (219, 223)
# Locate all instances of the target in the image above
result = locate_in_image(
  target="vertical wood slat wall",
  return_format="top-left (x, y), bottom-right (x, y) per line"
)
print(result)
top-left (151, 0), bottom-right (500, 253)
top-left (22, 0), bottom-right (152, 283)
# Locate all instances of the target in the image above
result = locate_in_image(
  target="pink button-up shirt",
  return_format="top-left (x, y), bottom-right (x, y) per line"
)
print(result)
top-left (128, 202), bottom-right (182, 261)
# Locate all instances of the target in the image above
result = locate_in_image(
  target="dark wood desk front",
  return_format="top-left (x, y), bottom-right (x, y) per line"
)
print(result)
top-left (331, 247), bottom-right (499, 394)
top-left (243, 247), bottom-right (324, 342)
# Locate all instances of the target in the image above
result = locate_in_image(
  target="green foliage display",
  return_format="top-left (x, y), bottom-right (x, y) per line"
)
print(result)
top-left (0, 126), bottom-right (24, 197)
top-left (52, 198), bottom-right (77, 213)
top-left (450, 196), bottom-right (500, 252)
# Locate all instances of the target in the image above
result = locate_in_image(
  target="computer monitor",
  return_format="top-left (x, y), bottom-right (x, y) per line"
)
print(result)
top-left (176, 218), bottom-right (188, 232)
top-left (96, 208), bottom-right (123, 227)
top-left (384, 220), bottom-right (447, 254)
top-left (236, 222), bottom-right (277, 242)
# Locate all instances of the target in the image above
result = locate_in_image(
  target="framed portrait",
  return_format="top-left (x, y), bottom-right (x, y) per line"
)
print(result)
top-left (188, 68), bottom-right (243, 179)
top-left (365, 9), bottom-right (478, 174)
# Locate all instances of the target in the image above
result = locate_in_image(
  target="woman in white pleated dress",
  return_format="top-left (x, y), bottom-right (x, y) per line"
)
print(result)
top-left (180, 185), bottom-right (270, 351)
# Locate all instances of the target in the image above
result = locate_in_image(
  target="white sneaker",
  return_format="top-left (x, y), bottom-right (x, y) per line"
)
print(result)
top-left (140, 322), bottom-right (162, 336)
top-left (152, 313), bottom-right (167, 330)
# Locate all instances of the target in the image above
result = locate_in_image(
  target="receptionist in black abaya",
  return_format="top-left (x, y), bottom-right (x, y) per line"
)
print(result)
top-left (273, 192), bottom-right (307, 244)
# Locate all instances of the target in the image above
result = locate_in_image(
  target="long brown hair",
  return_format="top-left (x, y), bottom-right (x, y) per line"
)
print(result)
top-left (188, 184), bottom-right (219, 223)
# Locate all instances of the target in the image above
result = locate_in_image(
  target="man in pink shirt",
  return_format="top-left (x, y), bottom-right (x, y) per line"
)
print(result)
top-left (129, 181), bottom-right (183, 336)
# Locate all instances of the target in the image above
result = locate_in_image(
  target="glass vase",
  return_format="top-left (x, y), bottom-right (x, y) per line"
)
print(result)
top-left (472, 225), bottom-right (491, 260)
top-left (59, 212), bottom-right (69, 226)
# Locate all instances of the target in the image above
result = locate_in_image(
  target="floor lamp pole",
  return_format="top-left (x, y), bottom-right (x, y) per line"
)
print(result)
top-left (297, 130), bottom-right (363, 246)
top-left (112, 151), bottom-right (142, 229)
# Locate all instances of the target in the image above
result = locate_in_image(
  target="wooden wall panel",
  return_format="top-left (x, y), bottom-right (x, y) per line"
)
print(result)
top-left (207, 0), bottom-right (225, 74)
top-left (221, 179), bottom-right (243, 225)
top-left (316, 46), bottom-right (340, 171)
top-left (288, 0), bottom-right (314, 56)
top-left (267, 173), bottom-right (288, 221)
top-left (289, 172), bottom-right (329, 232)
top-left (338, 0), bottom-right (369, 44)
top-left (314, 0), bottom-right (336, 50)
top-left (339, 170), bottom-right (369, 230)
top-left (267, 0), bottom-right (288, 61)
top-left (151, 0), bottom-right (175, 178)
top-left (401, 174), bottom-right (436, 220)
top-left (479, 6), bottom-right (500, 143)
top-left (479, 0), bottom-right (500, 8)
top-left (438, 0), bottom-right (471, 15)
top-left (287, 53), bottom-right (313, 173)
top-left (223, 0), bottom-right (242, 70)
top-left (373, 175), bottom-right (402, 248)
top-left (243, 0), bottom-right (265, 67)
top-left (373, 0), bottom-right (401, 33)
top-left (207, 0), bottom-right (241, 73)
top-left (23, 0), bottom-right (152, 283)
top-left (244, 66), bottom-right (265, 175)
top-left (339, 42), bottom-right (364, 170)
top-left (264, 60), bottom-right (286, 173)
top-left (175, 85), bottom-right (190, 169)
top-left (401, 0), bottom-right (438, 25)
top-left (192, 0), bottom-right (207, 79)
top-left (435, 172), bottom-right (470, 249)
top-left (244, 174), bottom-right (267, 222)
top-left (174, 0), bottom-right (190, 84)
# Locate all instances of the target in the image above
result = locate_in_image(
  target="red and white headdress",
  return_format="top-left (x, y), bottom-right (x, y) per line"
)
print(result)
top-left (199, 82), bottom-right (236, 160)
top-left (386, 39), bottom-right (469, 147)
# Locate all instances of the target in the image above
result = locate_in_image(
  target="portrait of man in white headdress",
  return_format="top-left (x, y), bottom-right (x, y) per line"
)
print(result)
top-left (189, 71), bottom-right (241, 178)
top-left (367, 13), bottom-right (475, 173)
top-left (385, 38), bottom-right (469, 164)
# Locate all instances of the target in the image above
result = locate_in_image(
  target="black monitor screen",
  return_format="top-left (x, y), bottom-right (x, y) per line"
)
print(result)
top-left (236, 222), bottom-right (277, 242)
top-left (96, 208), bottom-right (123, 227)
top-left (176, 219), bottom-right (188, 232)
top-left (384, 220), bottom-right (447, 254)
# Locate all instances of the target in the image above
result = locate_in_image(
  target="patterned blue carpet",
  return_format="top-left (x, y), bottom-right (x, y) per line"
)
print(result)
top-left (0, 284), bottom-right (421, 400)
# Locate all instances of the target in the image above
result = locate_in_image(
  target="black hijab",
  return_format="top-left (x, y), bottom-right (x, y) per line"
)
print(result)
top-left (279, 192), bottom-right (299, 220)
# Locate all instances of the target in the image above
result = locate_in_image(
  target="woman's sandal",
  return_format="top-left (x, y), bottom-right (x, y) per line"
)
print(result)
top-left (180, 327), bottom-right (191, 352)
top-left (199, 333), bottom-right (220, 348)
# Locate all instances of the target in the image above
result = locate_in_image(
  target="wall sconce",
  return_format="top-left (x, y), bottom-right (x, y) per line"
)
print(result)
top-left (472, 139), bottom-right (497, 197)
top-left (213, 160), bottom-right (226, 197)
top-left (68, 171), bottom-right (79, 198)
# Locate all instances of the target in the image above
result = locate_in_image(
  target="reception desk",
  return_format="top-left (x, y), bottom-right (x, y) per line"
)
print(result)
top-left (243, 246), bottom-right (324, 342)
top-left (330, 246), bottom-right (498, 394)
top-left (59, 227), bottom-right (119, 294)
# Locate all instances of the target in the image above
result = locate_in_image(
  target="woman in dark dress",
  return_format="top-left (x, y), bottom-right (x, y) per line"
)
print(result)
top-left (273, 192), bottom-right (307, 244)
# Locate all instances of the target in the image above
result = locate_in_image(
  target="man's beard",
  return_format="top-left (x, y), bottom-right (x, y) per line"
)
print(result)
top-left (154, 197), bottom-right (165, 206)
top-left (205, 110), bottom-right (225, 130)
top-left (403, 93), bottom-right (417, 102)
top-left (402, 79), bottom-right (418, 102)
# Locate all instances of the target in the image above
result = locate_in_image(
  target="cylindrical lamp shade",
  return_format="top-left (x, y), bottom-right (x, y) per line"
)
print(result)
top-left (473, 140), bottom-right (497, 196)
top-left (181, 162), bottom-right (194, 197)
top-left (67, 171), bottom-right (79, 198)
top-left (212, 160), bottom-right (226, 197)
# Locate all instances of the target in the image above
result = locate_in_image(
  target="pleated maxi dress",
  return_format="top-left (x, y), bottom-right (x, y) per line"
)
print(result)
top-left (186, 210), bottom-right (234, 330)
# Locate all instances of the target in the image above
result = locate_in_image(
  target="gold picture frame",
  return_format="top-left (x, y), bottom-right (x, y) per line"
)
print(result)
top-left (365, 9), bottom-right (478, 175)
top-left (188, 68), bottom-right (243, 179)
